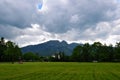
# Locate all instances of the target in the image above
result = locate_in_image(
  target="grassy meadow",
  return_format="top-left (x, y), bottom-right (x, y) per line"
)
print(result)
top-left (0, 62), bottom-right (120, 80)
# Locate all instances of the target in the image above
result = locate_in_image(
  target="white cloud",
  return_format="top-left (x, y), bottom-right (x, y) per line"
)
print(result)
top-left (13, 24), bottom-right (56, 47)
top-left (0, 0), bottom-right (120, 47)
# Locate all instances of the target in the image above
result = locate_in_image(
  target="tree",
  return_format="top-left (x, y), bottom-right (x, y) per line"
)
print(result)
top-left (71, 45), bottom-right (83, 62)
top-left (107, 44), bottom-right (115, 62)
top-left (23, 52), bottom-right (39, 61)
top-left (4, 41), bottom-right (22, 63)
top-left (115, 42), bottom-right (120, 61)
top-left (82, 43), bottom-right (91, 61)
top-left (49, 52), bottom-right (69, 62)
top-left (58, 52), bottom-right (68, 62)
top-left (0, 37), bottom-right (6, 61)
top-left (14, 45), bottom-right (22, 61)
top-left (91, 42), bottom-right (102, 61)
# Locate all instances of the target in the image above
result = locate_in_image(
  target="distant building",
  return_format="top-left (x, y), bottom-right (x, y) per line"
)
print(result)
top-left (51, 53), bottom-right (61, 60)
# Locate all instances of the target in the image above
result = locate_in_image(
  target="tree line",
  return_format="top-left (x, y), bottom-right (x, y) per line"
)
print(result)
top-left (71, 42), bottom-right (120, 62)
top-left (0, 37), bottom-right (120, 62)
top-left (0, 37), bottom-right (22, 63)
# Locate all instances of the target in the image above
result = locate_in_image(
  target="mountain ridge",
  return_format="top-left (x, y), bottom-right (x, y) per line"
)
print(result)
top-left (21, 40), bottom-right (82, 56)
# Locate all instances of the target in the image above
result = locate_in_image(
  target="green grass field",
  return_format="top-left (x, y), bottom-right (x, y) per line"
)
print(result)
top-left (0, 62), bottom-right (120, 80)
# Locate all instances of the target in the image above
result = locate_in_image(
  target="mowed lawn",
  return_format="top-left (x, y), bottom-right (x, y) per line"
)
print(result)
top-left (0, 62), bottom-right (120, 80)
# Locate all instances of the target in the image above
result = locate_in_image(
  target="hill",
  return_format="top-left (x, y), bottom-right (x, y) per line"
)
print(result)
top-left (21, 40), bottom-right (81, 56)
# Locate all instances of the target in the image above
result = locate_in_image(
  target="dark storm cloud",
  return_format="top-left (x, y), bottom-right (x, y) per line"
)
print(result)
top-left (35, 0), bottom-right (118, 33)
top-left (0, 0), bottom-right (120, 46)
top-left (0, 24), bottom-right (22, 39)
top-left (0, 0), bottom-right (118, 30)
top-left (0, 0), bottom-right (36, 28)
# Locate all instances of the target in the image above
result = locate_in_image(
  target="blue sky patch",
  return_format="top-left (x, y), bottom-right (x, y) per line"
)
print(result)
top-left (38, 3), bottom-right (43, 10)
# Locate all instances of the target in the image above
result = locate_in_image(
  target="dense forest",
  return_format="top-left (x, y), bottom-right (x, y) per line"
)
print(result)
top-left (71, 42), bottom-right (120, 62)
top-left (0, 37), bottom-right (22, 63)
top-left (0, 37), bottom-right (120, 62)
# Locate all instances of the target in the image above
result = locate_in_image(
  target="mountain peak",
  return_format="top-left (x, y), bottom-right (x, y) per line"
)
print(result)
top-left (61, 40), bottom-right (68, 44)
top-left (22, 40), bottom-right (80, 56)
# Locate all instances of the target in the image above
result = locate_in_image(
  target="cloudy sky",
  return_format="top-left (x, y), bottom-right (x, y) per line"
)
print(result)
top-left (0, 0), bottom-right (120, 47)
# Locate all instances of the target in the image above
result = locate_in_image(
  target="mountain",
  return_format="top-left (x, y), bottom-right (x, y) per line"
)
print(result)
top-left (21, 40), bottom-right (81, 56)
